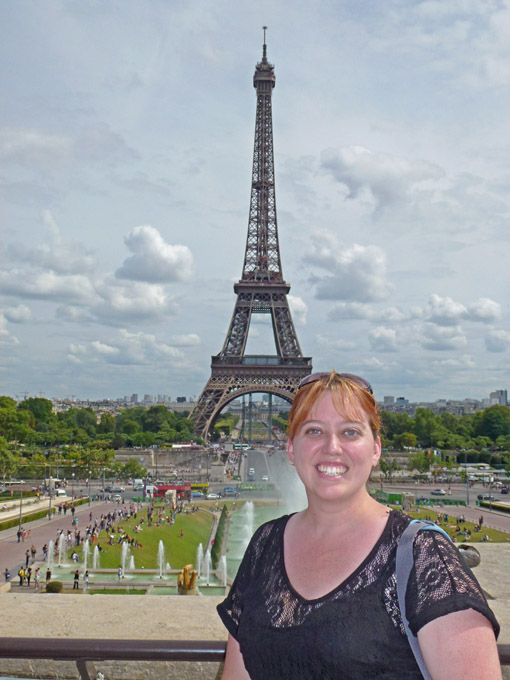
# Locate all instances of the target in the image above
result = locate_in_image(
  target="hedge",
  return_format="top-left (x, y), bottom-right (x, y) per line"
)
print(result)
top-left (0, 496), bottom-right (91, 532)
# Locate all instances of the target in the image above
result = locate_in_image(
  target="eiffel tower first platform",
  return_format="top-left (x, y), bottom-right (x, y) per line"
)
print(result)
top-left (190, 33), bottom-right (312, 441)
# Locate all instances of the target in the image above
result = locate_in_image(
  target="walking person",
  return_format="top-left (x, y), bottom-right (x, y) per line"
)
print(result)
top-left (26, 566), bottom-right (32, 587)
top-left (73, 569), bottom-right (80, 590)
top-left (218, 371), bottom-right (501, 680)
top-left (34, 567), bottom-right (40, 592)
top-left (18, 566), bottom-right (25, 587)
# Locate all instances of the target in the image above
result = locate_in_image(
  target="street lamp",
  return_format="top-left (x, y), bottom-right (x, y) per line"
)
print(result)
top-left (72, 472), bottom-right (75, 501)
top-left (88, 470), bottom-right (91, 506)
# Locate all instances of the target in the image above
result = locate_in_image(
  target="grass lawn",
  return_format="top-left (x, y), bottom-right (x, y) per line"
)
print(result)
top-left (71, 506), bottom-right (215, 570)
top-left (403, 506), bottom-right (510, 543)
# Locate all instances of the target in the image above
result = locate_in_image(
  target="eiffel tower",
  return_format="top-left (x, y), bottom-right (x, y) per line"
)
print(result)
top-left (190, 31), bottom-right (312, 441)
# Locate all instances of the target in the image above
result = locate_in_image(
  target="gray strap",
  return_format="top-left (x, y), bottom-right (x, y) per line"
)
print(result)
top-left (396, 520), bottom-right (450, 680)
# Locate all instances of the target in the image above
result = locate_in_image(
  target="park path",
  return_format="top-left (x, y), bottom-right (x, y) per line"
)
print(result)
top-left (0, 499), bottom-right (121, 579)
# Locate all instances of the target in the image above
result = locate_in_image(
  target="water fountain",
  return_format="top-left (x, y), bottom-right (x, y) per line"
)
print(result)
top-left (121, 541), bottom-right (130, 574)
top-left (57, 532), bottom-right (66, 567)
top-left (93, 545), bottom-right (100, 569)
top-left (82, 539), bottom-right (90, 574)
top-left (129, 555), bottom-right (135, 570)
top-left (204, 548), bottom-right (212, 585)
top-left (217, 555), bottom-right (227, 587)
top-left (47, 539), bottom-right (54, 573)
top-left (157, 540), bottom-right (166, 579)
top-left (196, 543), bottom-right (204, 578)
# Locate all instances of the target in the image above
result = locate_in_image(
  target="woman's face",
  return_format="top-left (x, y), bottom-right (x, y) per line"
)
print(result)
top-left (287, 391), bottom-right (381, 505)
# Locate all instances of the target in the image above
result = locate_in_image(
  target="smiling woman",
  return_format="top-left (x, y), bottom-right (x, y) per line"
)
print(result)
top-left (217, 371), bottom-right (502, 680)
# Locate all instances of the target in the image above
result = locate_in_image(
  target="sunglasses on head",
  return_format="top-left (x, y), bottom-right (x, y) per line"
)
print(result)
top-left (298, 372), bottom-right (373, 395)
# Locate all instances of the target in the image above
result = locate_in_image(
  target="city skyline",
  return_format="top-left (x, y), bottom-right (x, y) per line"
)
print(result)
top-left (1, 2), bottom-right (510, 404)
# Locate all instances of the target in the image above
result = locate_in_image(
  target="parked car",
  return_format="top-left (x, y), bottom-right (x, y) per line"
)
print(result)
top-left (477, 494), bottom-right (496, 501)
top-left (133, 484), bottom-right (144, 491)
top-left (430, 488), bottom-right (446, 496)
top-left (111, 486), bottom-right (125, 493)
top-left (190, 491), bottom-right (205, 499)
top-left (113, 494), bottom-right (122, 501)
top-left (261, 475), bottom-right (269, 482)
top-left (222, 487), bottom-right (240, 497)
top-left (501, 487), bottom-right (508, 495)
top-left (206, 493), bottom-right (220, 500)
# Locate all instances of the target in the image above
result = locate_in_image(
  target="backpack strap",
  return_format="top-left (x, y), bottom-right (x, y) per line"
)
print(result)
top-left (396, 519), bottom-right (452, 680)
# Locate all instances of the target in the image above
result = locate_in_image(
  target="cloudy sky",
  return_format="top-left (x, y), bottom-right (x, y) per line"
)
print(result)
top-left (1, 0), bottom-right (510, 404)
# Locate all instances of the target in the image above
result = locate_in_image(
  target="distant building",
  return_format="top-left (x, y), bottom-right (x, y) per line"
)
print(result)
top-left (383, 396), bottom-right (395, 405)
top-left (131, 393), bottom-right (139, 404)
top-left (490, 390), bottom-right (508, 406)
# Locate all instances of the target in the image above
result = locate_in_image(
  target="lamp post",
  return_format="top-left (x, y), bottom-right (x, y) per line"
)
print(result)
top-left (88, 470), bottom-right (91, 506)
top-left (18, 487), bottom-right (23, 534)
top-left (72, 472), bottom-right (75, 501)
top-left (463, 450), bottom-right (470, 507)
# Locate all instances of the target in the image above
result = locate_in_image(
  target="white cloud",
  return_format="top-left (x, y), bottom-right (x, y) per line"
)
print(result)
top-left (425, 294), bottom-right (467, 326)
top-left (368, 326), bottom-right (398, 352)
top-left (171, 333), bottom-right (201, 347)
top-left (315, 334), bottom-right (357, 351)
top-left (421, 323), bottom-right (467, 350)
top-left (0, 269), bottom-right (98, 305)
top-left (8, 210), bottom-right (98, 275)
top-left (68, 329), bottom-right (187, 367)
top-left (0, 314), bottom-right (20, 346)
top-left (3, 304), bottom-right (32, 323)
top-left (321, 146), bottom-right (442, 210)
top-left (415, 294), bottom-right (502, 326)
top-left (91, 340), bottom-right (120, 356)
top-left (485, 330), bottom-right (510, 353)
top-left (467, 297), bottom-right (501, 323)
top-left (116, 225), bottom-right (194, 283)
top-left (327, 302), bottom-right (406, 323)
top-left (288, 295), bottom-right (308, 326)
top-left (305, 232), bottom-right (391, 302)
top-left (431, 355), bottom-right (476, 369)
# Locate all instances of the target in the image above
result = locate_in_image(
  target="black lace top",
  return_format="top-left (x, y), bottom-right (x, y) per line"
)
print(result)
top-left (217, 510), bottom-right (499, 680)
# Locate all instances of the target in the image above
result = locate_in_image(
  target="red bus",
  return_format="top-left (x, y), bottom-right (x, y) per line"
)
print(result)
top-left (152, 483), bottom-right (191, 501)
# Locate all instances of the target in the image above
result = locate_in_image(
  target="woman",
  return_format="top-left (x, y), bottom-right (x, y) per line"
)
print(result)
top-left (217, 371), bottom-right (501, 679)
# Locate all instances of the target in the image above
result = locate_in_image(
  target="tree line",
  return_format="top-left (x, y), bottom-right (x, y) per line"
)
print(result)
top-left (0, 396), bottom-right (197, 482)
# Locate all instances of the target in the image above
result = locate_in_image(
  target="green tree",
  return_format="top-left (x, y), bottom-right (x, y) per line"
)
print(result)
top-left (97, 413), bottom-right (116, 434)
top-left (0, 438), bottom-right (20, 480)
top-left (475, 405), bottom-right (510, 441)
top-left (18, 397), bottom-right (54, 424)
top-left (409, 451), bottom-right (432, 473)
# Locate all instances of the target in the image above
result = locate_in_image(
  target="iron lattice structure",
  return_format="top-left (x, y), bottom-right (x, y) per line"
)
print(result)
top-left (190, 36), bottom-right (312, 441)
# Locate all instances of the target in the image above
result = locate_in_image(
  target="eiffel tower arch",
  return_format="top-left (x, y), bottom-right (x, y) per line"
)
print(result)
top-left (190, 32), bottom-right (312, 441)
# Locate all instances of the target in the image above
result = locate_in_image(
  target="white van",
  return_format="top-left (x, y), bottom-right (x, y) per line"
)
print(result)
top-left (55, 489), bottom-right (67, 497)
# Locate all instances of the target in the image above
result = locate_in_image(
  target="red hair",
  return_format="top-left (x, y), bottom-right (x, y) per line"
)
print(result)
top-left (287, 371), bottom-right (380, 439)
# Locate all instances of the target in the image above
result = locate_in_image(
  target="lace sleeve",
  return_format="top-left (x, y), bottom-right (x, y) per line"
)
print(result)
top-left (217, 520), bottom-right (277, 640)
top-left (406, 531), bottom-right (500, 638)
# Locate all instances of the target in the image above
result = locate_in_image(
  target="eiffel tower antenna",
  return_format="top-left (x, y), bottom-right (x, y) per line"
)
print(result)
top-left (190, 36), bottom-right (312, 441)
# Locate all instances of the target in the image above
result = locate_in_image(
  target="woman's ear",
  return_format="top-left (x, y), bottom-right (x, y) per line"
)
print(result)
top-left (286, 439), bottom-right (295, 466)
top-left (373, 436), bottom-right (382, 466)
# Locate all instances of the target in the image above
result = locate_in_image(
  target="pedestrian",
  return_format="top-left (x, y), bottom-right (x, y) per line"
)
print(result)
top-left (18, 566), bottom-right (25, 587)
top-left (73, 569), bottom-right (80, 590)
top-left (30, 544), bottom-right (36, 562)
top-left (16, 528), bottom-right (22, 543)
top-left (180, 529), bottom-right (184, 538)
top-left (25, 549), bottom-right (30, 567)
top-left (42, 543), bottom-right (48, 559)
top-left (4, 568), bottom-right (10, 582)
top-left (34, 567), bottom-right (40, 592)
top-left (26, 567), bottom-right (32, 587)
top-left (117, 565), bottom-right (123, 581)
top-left (84, 570), bottom-right (89, 591)
top-left (45, 568), bottom-right (51, 584)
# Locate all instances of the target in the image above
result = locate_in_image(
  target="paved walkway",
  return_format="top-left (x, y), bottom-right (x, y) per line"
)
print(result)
top-left (0, 499), bottom-right (123, 579)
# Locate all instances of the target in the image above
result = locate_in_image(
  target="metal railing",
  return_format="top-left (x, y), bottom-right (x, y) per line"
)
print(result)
top-left (0, 638), bottom-right (227, 680)
top-left (0, 638), bottom-right (508, 679)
